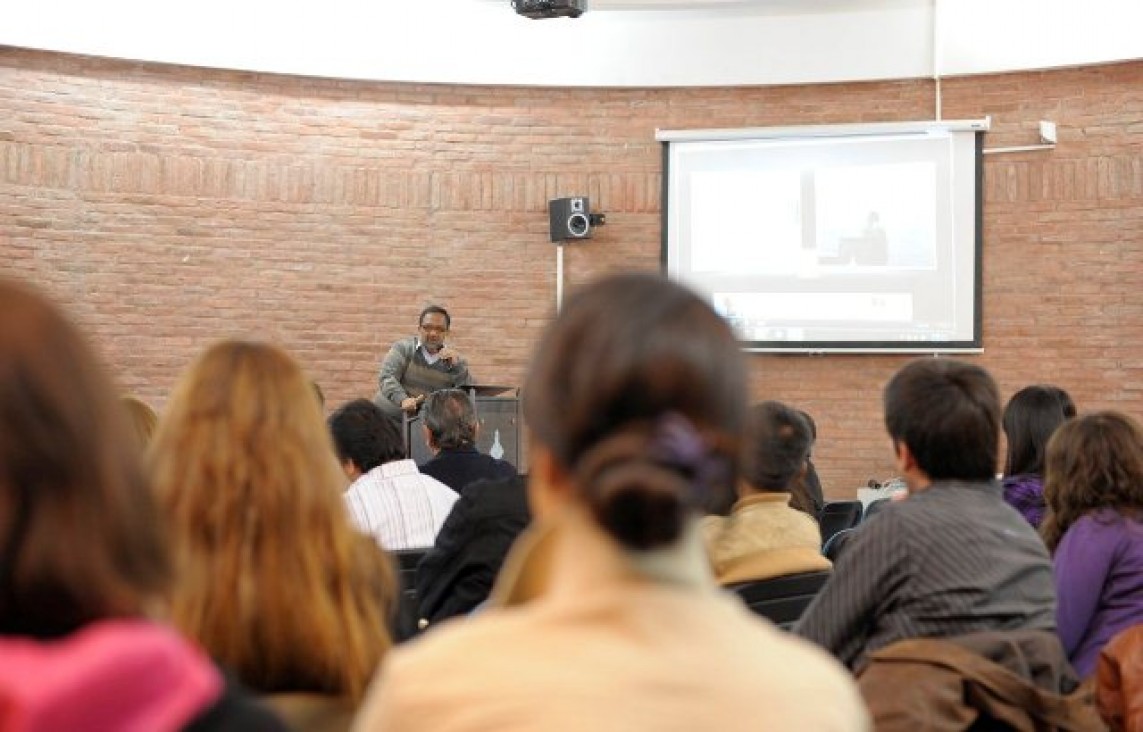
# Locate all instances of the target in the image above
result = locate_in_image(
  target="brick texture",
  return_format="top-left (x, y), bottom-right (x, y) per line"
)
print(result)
top-left (1, 47), bottom-right (1141, 496)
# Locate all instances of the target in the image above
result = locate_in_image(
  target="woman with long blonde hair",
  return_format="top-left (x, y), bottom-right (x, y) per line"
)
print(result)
top-left (149, 340), bottom-right (394, 728)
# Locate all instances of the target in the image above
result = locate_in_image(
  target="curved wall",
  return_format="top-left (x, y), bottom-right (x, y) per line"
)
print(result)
top-left (2, 46), bottom-right (1141, 492)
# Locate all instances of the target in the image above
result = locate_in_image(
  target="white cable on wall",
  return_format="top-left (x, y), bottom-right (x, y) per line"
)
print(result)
top-left (933, 0), bottom-right (943, 121)
top-left (556, 243), bottom-right (564, 313)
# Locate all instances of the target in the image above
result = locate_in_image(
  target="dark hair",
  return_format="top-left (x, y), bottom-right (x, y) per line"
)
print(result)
top-left (524, 273), bottom-right (744, 550)
top-left (419, 305), bottom-right (451, 330)
top-left (742, 401), bottom-right (813, 492)
top-left (422, 389), bottom-right (477, 450)
top-left (1045, 385), bottom-right (1077, 419)
top-left (1041, 411), bottom-right (1143, 551)
top-left (883, 358), bottom-right (1000, 482)
top-left (328, 398), bottom-right (405, 471)
top-left (798, 409), bottom-right (818, 441)
top-left (0, 278), bottom-right (169, 638)
top-left (1003, 384), bottom-right (1075, 477)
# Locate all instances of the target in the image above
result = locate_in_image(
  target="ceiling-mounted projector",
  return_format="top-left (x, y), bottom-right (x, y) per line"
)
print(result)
top-left (512, 0), bottom-right (586, 19)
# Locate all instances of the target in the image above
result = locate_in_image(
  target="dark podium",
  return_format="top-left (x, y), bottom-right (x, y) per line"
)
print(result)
top-left (404, 385), bottom-right (523, 472)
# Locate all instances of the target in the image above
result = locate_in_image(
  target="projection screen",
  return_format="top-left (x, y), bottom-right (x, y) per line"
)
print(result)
top-left (659, 119), bottom-right (988, 353)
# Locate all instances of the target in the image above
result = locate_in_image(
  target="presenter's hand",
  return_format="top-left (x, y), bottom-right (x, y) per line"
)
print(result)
top-left (401, 396), bottom-right (424, 413)
top-left (439, 346), bottom-right (461, 365)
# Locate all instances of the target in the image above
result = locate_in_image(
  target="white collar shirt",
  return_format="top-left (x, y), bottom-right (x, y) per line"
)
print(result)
top-left (344, 459), bottom-right (459, 550)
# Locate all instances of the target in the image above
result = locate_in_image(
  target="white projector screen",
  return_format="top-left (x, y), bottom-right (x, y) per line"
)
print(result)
top-left (659, 120), bottom-right (987, 353)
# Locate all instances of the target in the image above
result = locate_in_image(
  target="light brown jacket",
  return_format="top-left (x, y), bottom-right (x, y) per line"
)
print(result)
top-left (702, 492), bottom-right (831, 585)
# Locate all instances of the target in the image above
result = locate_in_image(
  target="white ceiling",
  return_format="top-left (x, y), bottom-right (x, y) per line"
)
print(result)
top-left (2, 0), bottom-right (1139, 87)
top-left (494, 0), bottom-right (924, 10)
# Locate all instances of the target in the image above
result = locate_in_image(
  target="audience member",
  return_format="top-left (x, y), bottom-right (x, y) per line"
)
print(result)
top-left (122, 395), bottom-right (159, 450)
top-left (1001, 384), bottom-right (1076, 528)
top-left (374, 305), bottom-right (471, 421)
top-left (415, 473), bottom-right (531, 626)
top-left (1042, 411), bottom-right (1143, 678)
top-left (419, 388), bottom-right (516, 491)
top-left (0, 279), bottom-right (285, 731)
top-left (354, 273), bottom-right (867, 731)
top-left (149, 341), bottom-right (394, 730)
top-left (791, 408), bottom-right (826, 517)
top-left (329, 397), bottom-right (458, 550)
top-left (701, 401), bottom-right (831, 585)
top-left (796, 357), bottom-right (1056, 672)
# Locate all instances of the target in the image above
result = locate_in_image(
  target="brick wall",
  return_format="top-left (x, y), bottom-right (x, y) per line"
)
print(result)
top-left (1, 47), bottom-right (1140, 496)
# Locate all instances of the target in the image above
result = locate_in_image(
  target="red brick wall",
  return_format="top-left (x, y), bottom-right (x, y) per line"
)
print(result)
top-left (1, 47), bottom-right (1140, 496)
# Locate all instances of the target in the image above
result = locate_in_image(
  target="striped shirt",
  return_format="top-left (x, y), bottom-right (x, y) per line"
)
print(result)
top-left (345, 459), bottom-right (459, 551)
top-left (795, 480), bottom-right (1056, 671)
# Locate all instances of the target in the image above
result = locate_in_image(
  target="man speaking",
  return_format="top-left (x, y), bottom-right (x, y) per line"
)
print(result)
top-left (374, 305), bottom-right (471, 421)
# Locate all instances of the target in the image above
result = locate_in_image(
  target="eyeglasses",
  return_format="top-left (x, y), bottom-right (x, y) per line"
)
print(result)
top-left (419, 323), bottom-right (448, 334)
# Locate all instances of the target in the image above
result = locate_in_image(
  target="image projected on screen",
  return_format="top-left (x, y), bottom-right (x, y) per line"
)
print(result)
top-left (815, 162), bottom-right (937, 270)
top-left (659, 119), bottom-right (985, 353)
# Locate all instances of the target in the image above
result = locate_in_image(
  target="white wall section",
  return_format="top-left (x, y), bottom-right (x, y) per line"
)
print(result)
top-left (1, 0), bottom-right (1140, 86)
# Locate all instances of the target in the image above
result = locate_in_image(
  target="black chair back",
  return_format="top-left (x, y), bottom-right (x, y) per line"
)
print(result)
top-left (863, 497), bottom-right (893, 522)
top-left (391, 548), bottom-right (429, 642)
top-left (822, 526), bottom-right (858, 563)
top-left (818, 500), bottom-right (863, 548)
top-left (729, 570), bottom-right (831, 629)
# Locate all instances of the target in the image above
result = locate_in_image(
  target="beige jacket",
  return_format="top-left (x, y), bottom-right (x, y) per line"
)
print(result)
top-left (702, 492), bottom-right (831, 585)
top-left (353, 508), bottom-right (869, 732)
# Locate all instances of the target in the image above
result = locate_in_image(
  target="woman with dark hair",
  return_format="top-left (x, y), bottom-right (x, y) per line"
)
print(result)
top-left (355, 273), bottom-right (866, 731)
top-left (150, 340), bottom-right (395, 731)
top-left (702, 401), bottom-right (831, 585)
top-left (1001, 384), bottom-right (1075, 527)
top-left (1042, 411), bottom-right (1143, 678)
top-left (790, 408), bottom-right (826, 517)
top-left (0, 278), bottom-right (284, 730)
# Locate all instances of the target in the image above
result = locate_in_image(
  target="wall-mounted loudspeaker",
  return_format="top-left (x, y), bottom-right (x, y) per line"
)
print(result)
top-left (549, 197), bottom-right (592, 242)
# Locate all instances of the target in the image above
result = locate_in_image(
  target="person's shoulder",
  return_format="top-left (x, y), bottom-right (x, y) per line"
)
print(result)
top-left (358, 610), bottom-right (543, 727)
top-left (489, 455), bottom-right (517, 475)
top-left (419, 453), bottom-right (445, 472)
top-left (344, 471), bottom-right (390, 508)
top-left (709, 604), bottom-right (869, 727)
top-left (699, 512), bottom-right (726, 534)
top-left (418, 472), bottom-right (459, 497)
top-left (386, 335), bottom-right (416, 353)
top-left (461, 473), bottom-right (524, 500)
top-left (385, 607), bottom-right (537, 685)
top-left (1068, 508), bottom-right (1139, 541)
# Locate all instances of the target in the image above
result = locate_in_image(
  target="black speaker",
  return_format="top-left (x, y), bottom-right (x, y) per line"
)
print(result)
top-left (549, 197), bottom-right (592, 242)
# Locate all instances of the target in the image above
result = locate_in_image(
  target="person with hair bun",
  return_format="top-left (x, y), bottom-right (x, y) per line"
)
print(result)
top-left (355, 273), bottom-right (867, 732)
